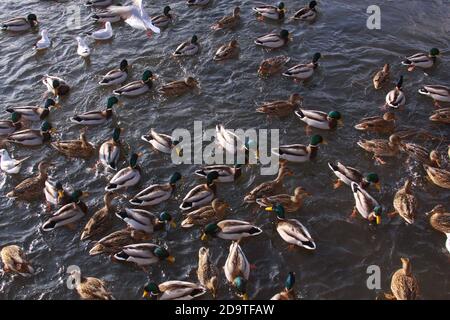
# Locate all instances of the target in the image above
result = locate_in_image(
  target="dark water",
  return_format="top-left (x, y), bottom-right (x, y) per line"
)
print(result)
top-left (0, 0), bottom-right (449, 300)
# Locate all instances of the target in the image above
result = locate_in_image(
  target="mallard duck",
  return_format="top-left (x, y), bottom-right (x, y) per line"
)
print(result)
top-left (400, 143), bottom-right (440, 166)
top-left (113, 243), bottom-right (175, 267)
top-left (389, 180), bottom-right (417, 224)
top-left (255, 29), bottom-right (290, 49)
top-left (386, 258), bottom-right (419, 300)
top-left (357, 134), bottom-right (401, 164)
top-left (42, 75), bottom-right (70, 97)
top-left (0, 149), bottom-right (29, 174)
top-left (402, 48), bottom-right (440, 72)
top-left (151, 6), bottom-right (173, 28)
top-left (90, 21), bottom-right (113, 40)
top-left (6, 98), bottom-right (58, 121)
top-left (70, 269), bottom-right (114, 300)
top-left (215, 124), bottom-right (247, 155)
top-left (180, 171), bottom-right (219, 211)
top-left (271, 272), bottom-right (296, 300)
top-left (418, 85), bottom-right (450, 108)
top-left (201, 220), bottom-right (262, 241)
top-left (295, 109), bottom-right (342, 131)
top-left (426, 205), bottom-right (449, 253)
top-left (256, 93), bottom-right (303, 117)
top-left (328, 162), bottom-right (380, 191)
top-left (282, 53), bottom-right (321, 82)
top-left (429, 107), bottom-right (450, 124)
top-left (115, 209), bottom-right (175, 234)
top-left (187, 0), bottom-right (210, 6)
top-left (181, 199), bottom-right (229, 228)
top-left (7, 161), bottom-right (49, 201)
top-left (0, 245), bottom-right (34, 276)
top-left (89, 229), bottom-right (150, 256)
top-left (214, 40), bottom-right (239, 61)
top-left (85, 0), bottom-right (112, 7)
top-left (423, 165), bottom-right (450, 189)
top-left (42, 190), bottom-right (89, 231)
top-left (0, 112), bottom-right (23, 135)
top-left (292, 1), bottom-right (318, 21)
top-left (197, 247), bottom-right (219, 298)
top-left (173, 35), bottom-right (199, 56)
top-left (129, 172), bottom-right (182, 207)
top-left (373, 64), bottom-right (390, 90)
top-left (258, 55), bottom-right (290, 78)
top-left (272, 134), bottom-right (325, 163)
top-left (99, 127), bottom-right (122, 170)
top-left (105, 153), bottom-right (141, 192)
top-left (211, 7), bottom-right (240, 31)
top-left (92, 9), bottom-right (122, 23)
top-left (113, 70), bottom-right (154, 96)
top-left (141, 129), bottom-right (181, 155)
top-left (6, 121), bottom-right (53, 146)
top-left (80, 192), bottom-right (115, 241)
top-left (266, 204), bottom-right (316, 250)
top-left (253, 2), bottom-right (286, 21)
top-left (1, 14), bottom-right (38, 31)
top-left (351, 182), bottom-right (382, 224)
top-left (256, 186), bottom-right (310, 212)
top-left (99, 60), bottom-right (130, 86)
top-left (44, 177), bottom-right (71, 209)
top-left (224, 241), bottom-right (250, 300)
top-left (143, 281), bottom-right (206, 300)
top-left (70, 96), bottom-right (120, 125)
top-left (51, 130), bottom-right (95, 159)
top-left (158, 77), bottom-right (199, 97)
top-left (34, 29), bottom-right (51, 51)
top-left (385, 76), bottom-right (406, 109)
top-left (195, 165), bottom-right (241, 183)
top-left (354, 112), bottom-right (396, 134)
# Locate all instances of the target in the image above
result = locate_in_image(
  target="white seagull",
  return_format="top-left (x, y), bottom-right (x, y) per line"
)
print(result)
top-left (34, 29), bottom-right (51, 50)
top-left (0, 149), bottom-right (30, 174)
top-left (91, 21), bottom-right (113, 40)
top-left (76, 36), bottom-right (91, 57)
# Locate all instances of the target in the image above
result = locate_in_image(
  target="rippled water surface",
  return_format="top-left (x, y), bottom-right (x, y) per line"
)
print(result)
top-left (0, 0), bottom-right (449, 300)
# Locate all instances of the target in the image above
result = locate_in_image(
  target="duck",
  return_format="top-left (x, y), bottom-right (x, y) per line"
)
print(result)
top-left (256, 93), bottom-right (303, 117)
top-left (85, 0), bottom-right (112, 7)
top-left (1, 14), bottom-right (38, 31)
top-left (6, 98), bottom-right (58, 121)
top-left (328, 162), bottom-right (381, 191)
top-left (266, 204), bottom-right (316, 250)
top-left (400, 143), bottom-right (440, 166)
top-left (429, 107), bottom-right (450, 124)
top-left (180, 171), bottom-right (219, 211)
top-left (418, 85), bottom-right (450, 108)
top-left (91, 21), bottom-right (113, 40)
top-left (295, 109), bottom-right (342, 131)
top-left (402, 48), bottom-right (440, 72)
top-left (211, 7), bottom-right (240, 31)
top-left (76, 36), bottom-right (90, 58)
top-left (113, 70), bottom-right (154, 96)
top-left (70, 96), bottom-right (121, 125)
top-left (255, 29), bottom-right (290, 49)
top-left (44, 177), bottom-right (71, 209)
top-left (354, 112), bottom-right (396, 134)
top-left (142, 281), bottom-right (206, 300)
top-left (388, 180), bottom-right (417, 224)
top-left (113, 243), bottom-right (175, 267)
top-left (89, 229), bottom-right (150, 256)
top-left (423, 164), bottom-right (450, 189)
top-left (106, 153), bottom-right (141, 192)
top-left (173, 35), bottom-right (200, 56)
top-left (214, 40), bottom-right (239, 61)
top-left (99, 127), bottom-right (122, 170)
top-left (292, 1), bottom-right (318, 21)
top-left (256, 186), bottom-right (310, 212)
top-left (115, 209), bottom-right (175, 234)
top-left (215, 124), bottom-right (247, 155)
top-left (141, 129), bottom-right (181, 155)
top-left (426, 205), bottom-right (449, 253)
top-left (0, 112), bottom-right (23, 136)
top-left (181, 199), bottom-right (229, 228)
top-left (357, 134), bottom-right (401, 165)
top-left (197, 247), bottom-right (219, 298)
top-left (0, 245), bottom-right (34, 276)
top-left (80, 192), bottom-right (116, 241)
top-left (34, 29), bottom-right (51, 50)
top-left (51, 130), bottom-right (95, 159)
top-left (282, 53), bottom-right (321, 83)
top-left (6, 121), bottom-right (53, 146)
top-left (385, 258), bottom-right (419, 300)
top-left (187, 0), bottom-right (210, 7)
top-left (0, 149), bottom-right (30, 174)
top-left (201, 220), bottom-right (262, 241)
top-left (70, 269), bottom-right (114, 300)
top-left (92, 9), bottom-right (122, 23)
top-left (271, 272), bottom-right (296, 300)
top-left (195, 165), bottom-right (241, 183)
top-left (224, 241), bottom-right (250, 300)
top-left (99, 59), bottom-right (130, 86)
top-left (258, 55), bottom-right (290, 78)
top-left (151, 6), bottom-right (173, 29)
top-left (7, 161), bottom-right (49, 201)
top-left (272, 134), bottom-right (325, 163)
top-left (373, 64), bottom-right (390, 90)
top-left (129, 172), bottom-right (182, 207)
top-left (385, 76), bottom-right (406, 109)
top-left (42, 190), bottom-right (89, 232)
top-left (253, 2), bottom-right (286, 21)
top-left (350, 182), bottom-right (382, 224)
top-left (42, 75), bottom-right (70, 98)
top-left (158, 77), bottom-right (199, 97)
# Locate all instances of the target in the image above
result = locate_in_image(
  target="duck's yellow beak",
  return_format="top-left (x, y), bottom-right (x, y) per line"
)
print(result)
top-left (57, 190), bottom-right (64, 200)
top-left (82, 191), bottom-right (89, 198)
top-left (166, 255), bottom-right (175, 263)
top-left (242, 293), bottom-right (249, 300)
top-left (376, 215), bottom-right (381, 225)
top-left (117, 101), bottom-right (124, 107)
top-left (142, 290), bottom-right (149, 298)
top-left (265, 207), bottom-right (274, 212)
top-left (50, 128), bottom-right (57, 134)
top-left (338, 119), bottom-right (344, 126)
top-left (170, 221), bottom-right (177, 228)
top-left (200, 233), bottom-right (208, 241)
top-left (322, 139), bottom-right (328, 145)
top-left (375, 182), bottom-right (381, 192)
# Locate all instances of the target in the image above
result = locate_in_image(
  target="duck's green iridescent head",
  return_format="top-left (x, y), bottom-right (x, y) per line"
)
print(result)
top-left (310, 134), bottom-right (323, 146)
top-left (44, 98), bottom-right (56, 108)
top-left (27, 13), bottom-right (38, 24)
top-left (373, 205), bottom-right (382, 225)
top-left (112, 127), bottom-right (121, 142)
top-left (11, 112), bottom-right (21, 123)
top-left (397, 75), bottom-right (404, 89)
top-left (206, 171), bottom-right (219, 185)
top-left (430, 48), bottom-right (440, 56)
top-left (328, 111), bottom-right (341, 120)
top-left (280, 29), bottom-right (289, 39)
top-left (143, 282), bottom-right (160, 298)
top-left (278, 2), bottom-right (285, 9)
top-left (266, 203), bottom-right (285, 219)
top-left (312, 52), bottom-right (321, 63)
top-left (129, 153), bottom-right (139, 168)
top-left (159, 211), bottom-right (173, 222)
top-left (107, 96), bottom-right (119, 109)
top-left (52, 79), bottom-right (60, 89)
top-left (169, 172), bottom-right (182, 184)
top-left (366, 173), bottom-right (379, 183)
top-left (41, 121), bottom-right (52, 132)
top-left (119, 59), bottom-right (128, 71)
top-left (309, 1), bottom-right (317, 9)
top-left (163, 6), bottom-right (171, 15)
top-left (233, 276), bottom-right (248, 298)
top-left (71, 190), bottom-right (84, 202)
top-left (153, 247), bottom-right (175, 263)
top-left (191, 35), bottom-right (198, 43)
top-left (142, 70), bottom-right (153, 82)
top-left (285, 272), bottom-right (295, 290)
top-left (204, 222), bottom-right (219, 235)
